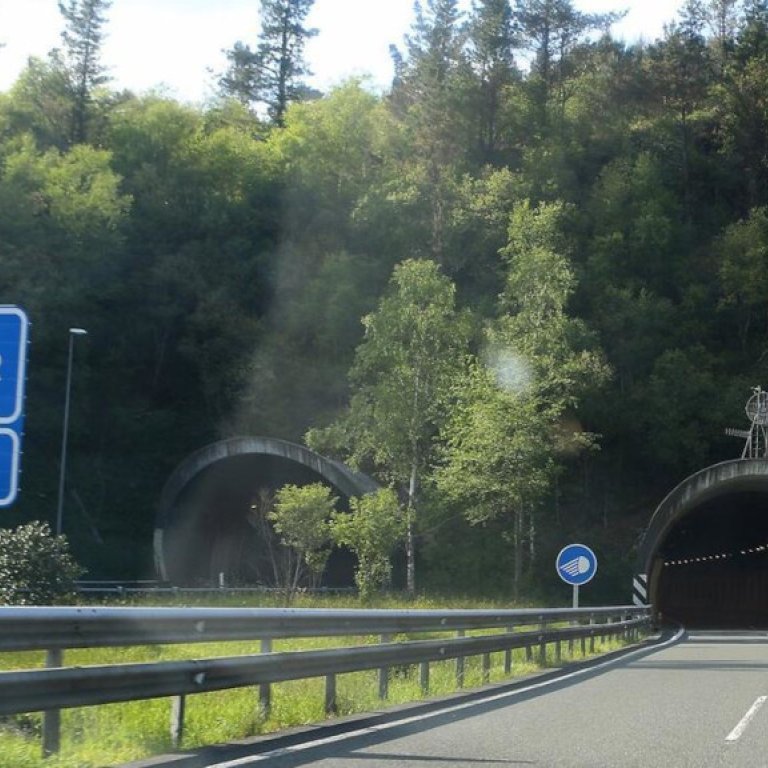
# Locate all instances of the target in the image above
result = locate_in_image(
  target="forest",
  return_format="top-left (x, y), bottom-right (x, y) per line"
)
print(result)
top-left (1, 0), bottom-right (766, 603)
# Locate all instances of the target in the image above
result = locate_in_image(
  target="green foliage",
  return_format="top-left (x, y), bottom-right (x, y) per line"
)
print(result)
top-left (330, 489), bottom-right (405, 600)
top-left (438, 362), bottom-right (554, 526)
top-left (310, 258), bottom-right (472, 592)
top-left (270, 483), bottom-right (337, 587)
top-left (0, 522), bottom-right (84, 605)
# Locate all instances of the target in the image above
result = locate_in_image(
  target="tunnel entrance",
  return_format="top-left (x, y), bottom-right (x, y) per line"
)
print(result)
top-left (154, 437), bottom-right (378, 586)
top-left (656, 491), bottom-right (768, 627)
top-left (639, 459), bottom-right (768, 629)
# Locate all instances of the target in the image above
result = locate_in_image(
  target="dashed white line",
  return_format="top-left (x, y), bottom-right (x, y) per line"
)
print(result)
top-left (725, 696), bottom-right (767, 743)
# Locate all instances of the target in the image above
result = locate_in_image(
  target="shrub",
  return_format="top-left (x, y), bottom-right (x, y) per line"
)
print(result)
top-left (0, 521), bottom-right (84, 605)
top-left (330, 488), bottom-right (404, 602)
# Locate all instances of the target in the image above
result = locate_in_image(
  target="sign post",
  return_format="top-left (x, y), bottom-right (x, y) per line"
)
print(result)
top-left (0, 307), bottom-right (29, 507)
top-left (556, 543), bottom-right (598, 608)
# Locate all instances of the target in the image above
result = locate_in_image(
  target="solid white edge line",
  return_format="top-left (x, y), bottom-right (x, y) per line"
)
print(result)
top-left (208, 625), bottom-right (685, 768)
top-left (725, 696), bottom-right (767, 743)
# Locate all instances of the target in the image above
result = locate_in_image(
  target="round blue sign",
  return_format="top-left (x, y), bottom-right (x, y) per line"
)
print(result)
top-left (556, 543), bottom-right (598, 586)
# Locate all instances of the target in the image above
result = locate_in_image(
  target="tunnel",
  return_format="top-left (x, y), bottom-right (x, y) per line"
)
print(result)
top-left (154, 437), bottom-right (378, 586)
top-left (638, 459), bottom-right (768, 628)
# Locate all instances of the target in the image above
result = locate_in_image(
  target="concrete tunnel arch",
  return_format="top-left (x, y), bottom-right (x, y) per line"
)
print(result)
top-left (154, 437), bottom-right (378, 584)
top-left (638, 458), bottom-right (768, 627)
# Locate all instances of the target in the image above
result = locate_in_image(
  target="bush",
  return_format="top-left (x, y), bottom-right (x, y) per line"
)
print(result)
top-left (330, 489), bottom-right (404, 602)
top-left (0, 521), bottom-right (84, 605)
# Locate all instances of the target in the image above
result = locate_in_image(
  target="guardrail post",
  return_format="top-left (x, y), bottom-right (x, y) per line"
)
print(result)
top-left (456, 630), bottom-right (465, 688)
top-left (259, 637), bottom-right (272, 717)
top-left (538, 617), bottom-right (547, 666)
top-left (482, 652), bottom-right (491, 683)
top-left (170, 695), bottom-right (185, 748)
top-left (580, 625), bottom-right (587, 656)
top-left (379, 634), bottom-right (391, 700)
top-left (325, 674), bottom-right (337, 715)
top-left (420, 661), bottom-right (430, 694)
top-left (42, 649), bottom-right (63, 757)
top-left (525, 641), bottom-right (533, 663)
top-left (555, 637), bottom-right (562, 664)
top-left (504, 626), bottom-right (513, 675)
top-left (589, 613), bottom-right (595, 654)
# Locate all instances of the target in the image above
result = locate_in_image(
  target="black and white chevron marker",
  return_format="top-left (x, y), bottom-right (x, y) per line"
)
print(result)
top-left (632, 573), bottom-right (648, 606)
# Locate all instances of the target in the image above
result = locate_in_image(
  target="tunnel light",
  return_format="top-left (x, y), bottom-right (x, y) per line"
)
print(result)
top-left (741, 550), bottom-right (747, 555)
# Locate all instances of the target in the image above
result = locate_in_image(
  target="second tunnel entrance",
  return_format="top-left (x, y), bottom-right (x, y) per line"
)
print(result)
top-left (640, 460), bottom-right (768, 629)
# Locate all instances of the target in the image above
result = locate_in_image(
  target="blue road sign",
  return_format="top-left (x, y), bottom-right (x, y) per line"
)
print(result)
top-left (0, 307), bottom-right (29, 506)
top-left (556, 543), bottom-right (598, 586)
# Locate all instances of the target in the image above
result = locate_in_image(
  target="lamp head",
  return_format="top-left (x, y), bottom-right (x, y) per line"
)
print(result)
top-left (69, 328), bottom-right (88, 336)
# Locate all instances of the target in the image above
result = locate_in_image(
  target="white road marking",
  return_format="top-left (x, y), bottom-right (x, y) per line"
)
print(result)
top-left (207, 626), bottom-right (685, 768)
top-left (726, 696), bottom-right (767, 743)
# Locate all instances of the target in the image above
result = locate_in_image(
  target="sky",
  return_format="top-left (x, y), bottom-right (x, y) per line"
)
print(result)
top-left (0, 0), bottom-right (686, 104)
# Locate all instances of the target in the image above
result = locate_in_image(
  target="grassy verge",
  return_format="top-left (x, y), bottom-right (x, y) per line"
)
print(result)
top-left (0, 595), bottom-right (640, 768)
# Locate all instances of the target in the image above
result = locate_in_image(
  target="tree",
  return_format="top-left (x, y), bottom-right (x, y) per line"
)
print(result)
top-left (308, 259), bottom-right (472, 593)
top-left (514, 0), bottom-right (623, 125)
top-left (58, 0), bottom-right (112, 144)
top-left (389, 0), bottom-right (474, 261)
top-left (330, 489), bottom-right (404, 601)
top-left (647, 15), bottom-right (713, 216)
top-left (467, 0), bottom-right (519, 162)
top-left (436, 362), bottom-right (554, 597)
top-left (705, 0), bottom-right (740, 64)
top-left (437, 201), bottom-right (608, 595)
top-left (0, 522), bottom-right (84, 605)
top-left (2, 54), bottom-right (76, 150)
top-left (498, 201), bottom-right (608, 401)
top-left (716, 3), bottom-right (768, 207)
top-left (717, 206), bottom-right (768, 351)
top-left (221, 0), bottom-right (318, 125)
top-left (269, 483), bottom-right (337, 592)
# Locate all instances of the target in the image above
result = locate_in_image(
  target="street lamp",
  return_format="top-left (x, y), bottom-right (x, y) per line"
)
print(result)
top-left (55, 328), bottom-right (88, 536)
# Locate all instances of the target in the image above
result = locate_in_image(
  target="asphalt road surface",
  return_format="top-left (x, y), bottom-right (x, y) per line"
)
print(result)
top-left (197, 629), bottom-right (768, 768)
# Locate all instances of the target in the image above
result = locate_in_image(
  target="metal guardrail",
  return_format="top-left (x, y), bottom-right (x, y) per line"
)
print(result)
top-left (0, 604), bottom-right (650, 757)
top-left (72, 580), bottom-right (357, 597)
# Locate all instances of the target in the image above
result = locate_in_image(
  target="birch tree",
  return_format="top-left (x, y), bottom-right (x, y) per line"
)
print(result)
top-left (309, 259), bottom-right (471, 594)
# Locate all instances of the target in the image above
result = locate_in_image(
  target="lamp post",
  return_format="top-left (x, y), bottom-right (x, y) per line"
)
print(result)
top-left (55, 328), bottom-right (87, 536)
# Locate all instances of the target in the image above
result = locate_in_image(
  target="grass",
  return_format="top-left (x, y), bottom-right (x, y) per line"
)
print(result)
top-left (0, 594), bottom-right (642, 768)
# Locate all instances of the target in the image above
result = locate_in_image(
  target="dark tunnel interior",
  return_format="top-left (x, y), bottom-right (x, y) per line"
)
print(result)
top-left (656, 491), bottom-right (768, 628)
top-left (161, 454), bottom-right (354, 586)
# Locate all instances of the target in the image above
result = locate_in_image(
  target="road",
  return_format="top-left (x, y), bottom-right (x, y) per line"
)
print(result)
top-left (195, 629), bottom-right (768, 768)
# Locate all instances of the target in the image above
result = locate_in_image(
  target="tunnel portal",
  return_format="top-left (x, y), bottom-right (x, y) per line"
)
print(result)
top-left (640, 459), bottom-right (768, 628)
top-left (154, 437), bottom-right (378, 586)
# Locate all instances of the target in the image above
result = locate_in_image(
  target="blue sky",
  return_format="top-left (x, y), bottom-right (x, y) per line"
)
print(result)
top-left (0, 0), bottom-right (685, 103)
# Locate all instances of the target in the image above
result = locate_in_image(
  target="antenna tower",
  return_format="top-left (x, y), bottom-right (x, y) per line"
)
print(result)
top-left (725, 386), bottom-right (768, 459)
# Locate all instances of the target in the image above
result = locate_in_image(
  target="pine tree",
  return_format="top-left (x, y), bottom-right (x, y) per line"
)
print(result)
top-left (513, 0), bottom-right (622, 124)
top-left (467, 0), bottom-right (518, 162)
top-left (388, 1), bottom-right (474, 262)
top-left (58, 0), bottom-right (111, 144)
top-left (220, 0), bottom-right (318, 125)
